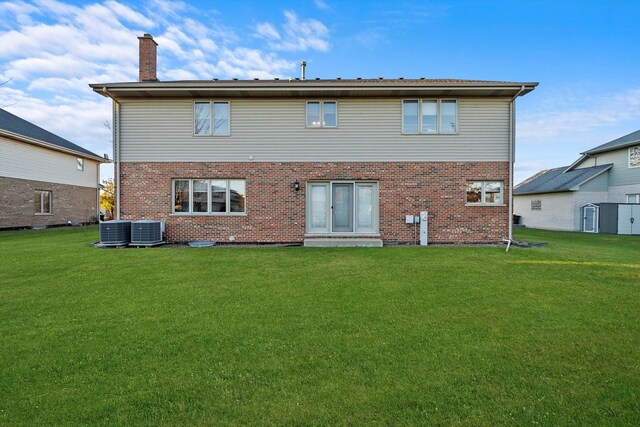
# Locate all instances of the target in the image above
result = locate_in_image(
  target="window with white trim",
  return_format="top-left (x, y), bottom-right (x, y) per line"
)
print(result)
top-left (402, 99), bottom-right (457, 134)
top-left (626, 194), bottom-right (640, 203)
top-left (306, 101), bottom-right (337, 128)
top-left (35, 190), bottom-right (52, 214)
top-left (466, 181), bottom-right (503, 205)
top-left (194, 101), bottom-right (230, 135)
top-left (172, 179), bottom-right (245, 214)
top-left (629, 146), bottom-right (640, 168)
top-left (77, 158), bottom-right (84, 171)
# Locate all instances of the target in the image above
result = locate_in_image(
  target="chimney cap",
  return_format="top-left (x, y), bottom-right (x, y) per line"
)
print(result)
top-left (138, 33), bottom-right (158, 45)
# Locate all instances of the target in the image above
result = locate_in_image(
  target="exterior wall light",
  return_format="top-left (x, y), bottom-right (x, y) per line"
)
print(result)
top-left (293, 180), bottom-right (300, 191)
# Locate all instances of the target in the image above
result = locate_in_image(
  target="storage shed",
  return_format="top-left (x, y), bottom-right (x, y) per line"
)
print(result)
top-left (596, 203), bottom-right (640, 235)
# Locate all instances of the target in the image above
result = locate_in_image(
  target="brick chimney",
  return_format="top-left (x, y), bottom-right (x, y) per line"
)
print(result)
top-left (138, 33), bottom-right (158, 82)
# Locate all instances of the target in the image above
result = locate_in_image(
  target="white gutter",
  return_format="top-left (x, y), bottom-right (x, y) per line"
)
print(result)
top-left (103, 87), bottom-right (121, 220)
top-left (508, 85), bottom-right (526, 241)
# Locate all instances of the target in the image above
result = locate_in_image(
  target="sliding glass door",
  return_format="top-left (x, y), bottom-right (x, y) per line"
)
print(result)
top-left (307, 181), bottom-right (378, 234)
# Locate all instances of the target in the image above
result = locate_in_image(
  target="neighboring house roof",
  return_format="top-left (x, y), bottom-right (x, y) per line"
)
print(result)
top-left (90, 78), bottom-right (538, 99)
top-left (564, 129), bottom-right (640, 172)
top-left (582, 129), bottom-right (640, 155)
top-left (514, 164), bottom-right (612, 195)
top-left (0, 108), bottom-right (106, 162)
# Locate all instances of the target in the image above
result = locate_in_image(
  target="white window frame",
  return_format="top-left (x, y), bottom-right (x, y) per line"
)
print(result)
top-left (35, 190), bottom-right (52, 215)
top-left (465, 181), bottom-right (504, 206)
top-left (172, 179), bottom-right (246, 215)
top-left (77, 158), bottom-right (84, 171)
top-left (305, 100), bottom-right (338, 128)
top-left (305, 181), bottom-right (379, 235)
top-left (626, 194), bottom-right (640, 203)
top-left (629, 146), bottom-right (640, 168)
top-left (402, 98), bottom-right (458, 135)
top-left (193, 100), bottom-right (231, 136)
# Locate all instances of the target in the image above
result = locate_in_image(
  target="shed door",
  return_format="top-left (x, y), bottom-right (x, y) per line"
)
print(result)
top-left (632, 205), bottom-right (640, 235)
top-left (618, 205), bottom-right (633, 235)
top-left (583, 206), bottom-right (597, 233)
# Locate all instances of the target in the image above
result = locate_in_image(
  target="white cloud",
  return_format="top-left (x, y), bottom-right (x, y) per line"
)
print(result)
top-left (519, 88), bottom-right (640, 141)
top-left (256, 11), bottom-right (330, 52)
top-left (255, 22), bottom-right (280, 40)
top-left (314, 0), bottom-right (329, 10)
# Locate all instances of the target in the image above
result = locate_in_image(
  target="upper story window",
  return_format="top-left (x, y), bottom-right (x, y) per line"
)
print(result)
top-left (173, 178), bottom-right (246, 214)
top-left (194, 101), bottom-right (230, 136)
top-left (77, 158), bottom-right (84, 171)
top-left (466, 181), bottom-right (503, 205)
top-left (629, 146), bottom-right (640, 168)
top-left (402, 99), bottom-right (457, 134)
top-left (306, 101), bottom-right (337, 128)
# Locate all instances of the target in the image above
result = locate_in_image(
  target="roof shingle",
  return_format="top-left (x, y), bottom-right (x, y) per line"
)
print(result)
top-left (514, 164), bottom-right (612, 195)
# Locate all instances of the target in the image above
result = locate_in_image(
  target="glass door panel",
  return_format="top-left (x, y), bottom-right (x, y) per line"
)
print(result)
top-left (308, 183), bottom-right (329, 233)
top-left (332, 183), bottom-right (354, 232)
top-left (356, 184), bottom-right (375, 233)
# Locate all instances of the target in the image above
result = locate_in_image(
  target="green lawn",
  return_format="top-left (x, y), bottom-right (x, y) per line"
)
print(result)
top-left (1, 227), bottom-right (639, 425)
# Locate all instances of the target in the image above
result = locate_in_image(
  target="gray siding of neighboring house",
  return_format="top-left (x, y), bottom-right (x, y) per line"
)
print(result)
top-left (578, 171), bottom-right (609, 192)
top-left (575, 147), bottom-right (640, 186)
top-left (0, 136), bottom-right (99, 188)
top-left (118, 97), bottom-right (511, 163)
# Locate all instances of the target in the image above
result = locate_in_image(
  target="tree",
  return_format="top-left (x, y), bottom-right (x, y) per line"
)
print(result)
top-left (100, 178), bottom-right (115, 219)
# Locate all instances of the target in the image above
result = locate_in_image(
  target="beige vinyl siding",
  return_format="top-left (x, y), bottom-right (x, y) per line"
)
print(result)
top-left (0, 136), bottom-right (99, 188)
top-left (574, 148), bottom-right (640, 186)
top-left (118, 98), bottom-right (511, 162)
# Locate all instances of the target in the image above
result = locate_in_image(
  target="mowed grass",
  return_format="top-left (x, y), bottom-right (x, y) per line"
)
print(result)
top-left (0, 227), bottom-right (639, 425)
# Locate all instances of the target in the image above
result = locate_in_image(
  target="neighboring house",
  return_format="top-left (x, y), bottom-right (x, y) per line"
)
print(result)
top-left (90, 34), bottom-right (537, 245)
top-left (514, 130), bottom-right (640, 232)
top-left (0, 108), bottom-right (108, 229)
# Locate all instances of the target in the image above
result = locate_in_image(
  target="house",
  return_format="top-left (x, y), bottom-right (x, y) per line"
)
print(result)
top-left (90, 34), bottom-right (537, 245)
top-left (0, 108), bottom-right (108, 229)
top-left (514, 130), bottom-right (640, 232)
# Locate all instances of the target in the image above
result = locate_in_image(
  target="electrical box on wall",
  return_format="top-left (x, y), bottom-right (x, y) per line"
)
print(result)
top-left (420, 211), bottom-right (428, 246)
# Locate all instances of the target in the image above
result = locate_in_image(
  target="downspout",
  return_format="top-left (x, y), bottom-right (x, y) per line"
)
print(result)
top-left (96, 159), bottom-right (100, 220)
top-left (103, 87), bottom-right (121, 220)
top-left (508, 85), bottom-right (526, 242)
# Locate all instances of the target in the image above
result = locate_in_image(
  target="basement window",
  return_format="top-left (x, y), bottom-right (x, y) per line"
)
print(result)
top-left (173, 179), bottom-right (246, 214)
top-left (466, 181), bottom-right (503, 205)
top-left (306, 101), bottom-right (337, 128)
top-left (35, 190), bottom-right (52, 214)
top-left (194, 101), bottom-right (230, 136)
top-left (402, 99), bottom-right (457, 134)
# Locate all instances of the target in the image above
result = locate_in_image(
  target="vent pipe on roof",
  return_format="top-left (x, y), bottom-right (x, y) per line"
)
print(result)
top-left (301, 61), bottom-right (307, 81)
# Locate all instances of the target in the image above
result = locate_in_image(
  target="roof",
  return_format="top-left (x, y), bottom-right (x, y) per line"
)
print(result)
top-left (582, 129), bottom-right (640, 155)
top-left (90, 78), bottom-right (538, 99)
top-left (0, 108), bottom-right (106, 161)
top-left (514, 164), bottom-right (612, 195)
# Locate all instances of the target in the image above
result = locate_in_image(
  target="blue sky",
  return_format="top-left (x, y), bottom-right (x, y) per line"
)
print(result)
top-left (1, 0), bottom-right (639, 182)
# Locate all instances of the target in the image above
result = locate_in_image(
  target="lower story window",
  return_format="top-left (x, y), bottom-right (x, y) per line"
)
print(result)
top-left (466, 181), bottom-right (504, 205)
top-left (35, 190), bottom-right (52, 214)
top-left (173, 179), bottom-right (246, 214)
top-left (307, 181), bottom-right (378, 234)
top-left (626, 194), bottom-right (640, 203)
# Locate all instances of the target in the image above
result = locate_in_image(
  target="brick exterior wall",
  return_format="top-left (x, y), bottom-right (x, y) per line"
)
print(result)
top-left (0, 176), bottom-right (98, 229)
top-left (120, 162), bottom-right (510, 244)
